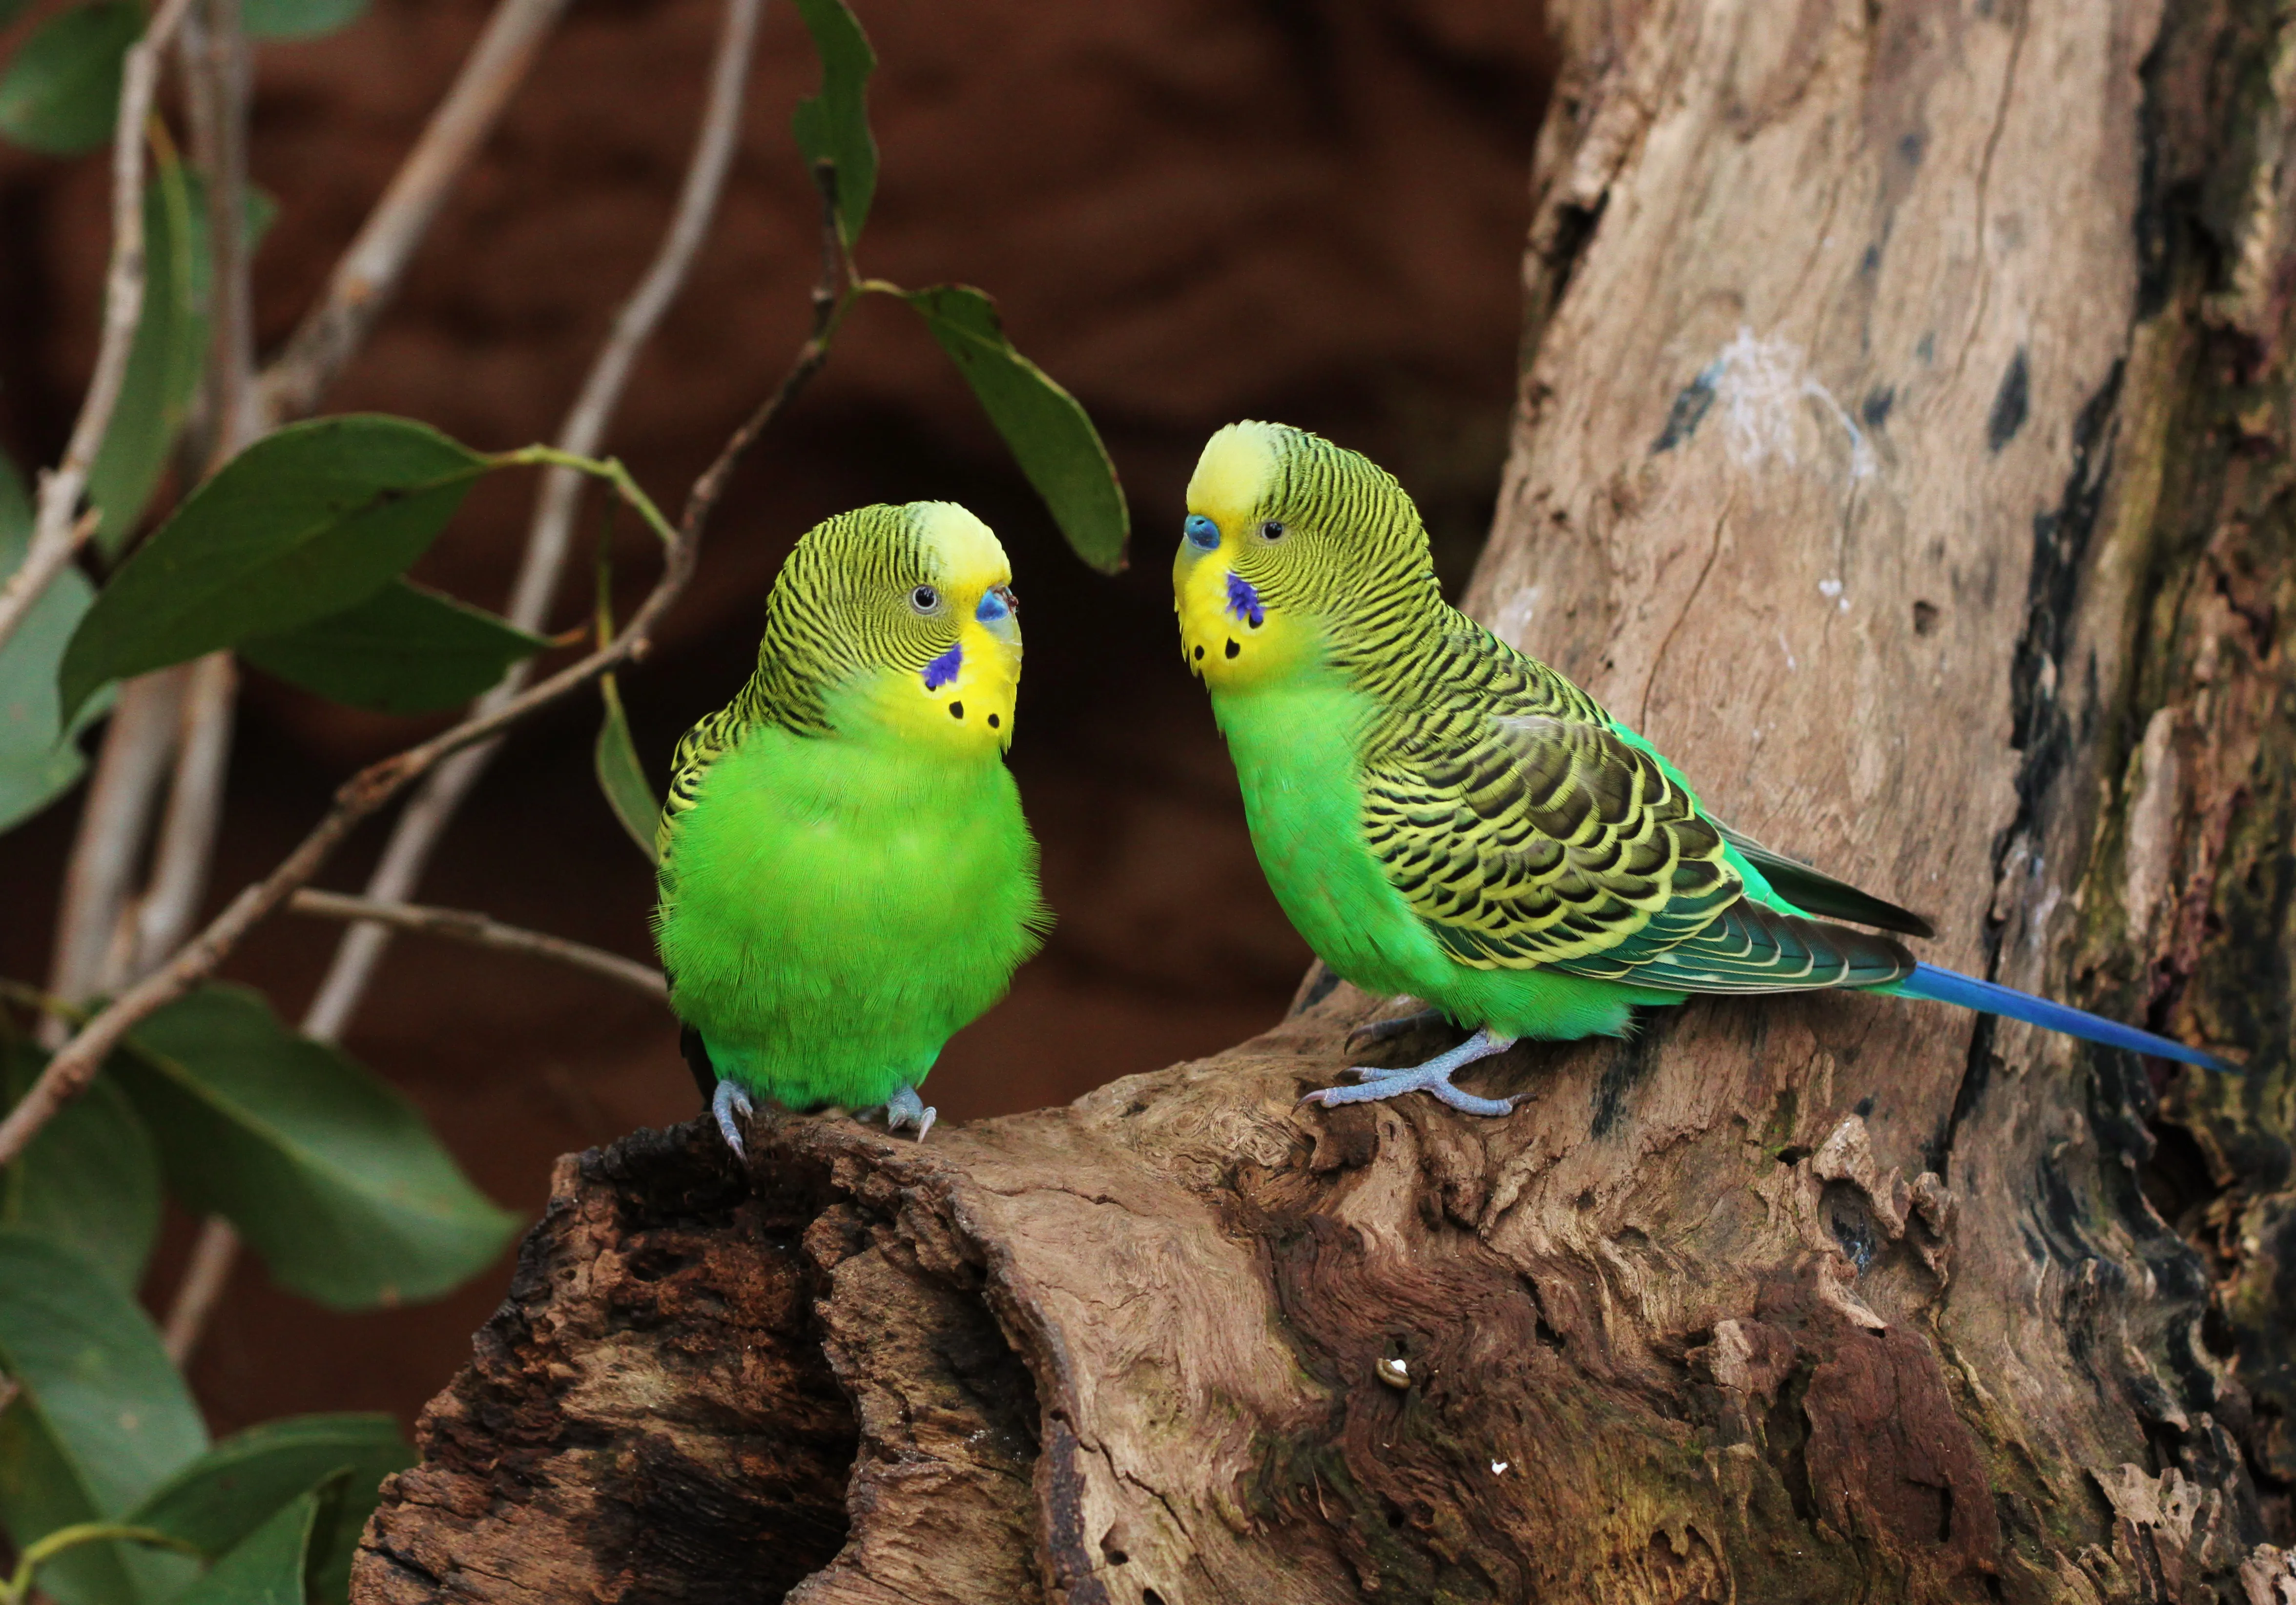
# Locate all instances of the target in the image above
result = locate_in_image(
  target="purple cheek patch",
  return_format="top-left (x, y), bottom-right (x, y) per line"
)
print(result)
top-left (922, 644), bottom-right (963, 691)
top-left (1224, 572), bottom-right (1265, 628)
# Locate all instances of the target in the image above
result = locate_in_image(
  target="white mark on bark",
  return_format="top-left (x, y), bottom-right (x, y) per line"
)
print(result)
top-left (1494, 585), bottom-right (1542, 648)
top-left (2122, 706), bottom-right (2181, 943)
top-left (1706, 327), bottom-right (1875, 480)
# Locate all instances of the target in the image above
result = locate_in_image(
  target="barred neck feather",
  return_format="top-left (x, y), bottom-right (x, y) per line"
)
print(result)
top-left (1335, 601), bottom-right (1606, 761)
top-left (745, 507), bottom-right (937, 737)
top-left (658, 502), bottom-right (1016, 855)
top-left (1255, 430), bottom-right (1602, 743)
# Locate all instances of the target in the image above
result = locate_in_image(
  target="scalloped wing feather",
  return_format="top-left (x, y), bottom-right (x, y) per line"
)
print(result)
top-left (1361, 709), bottom-right (1740, 969)
top-left (1359, 685), bottom-right (1914, 992)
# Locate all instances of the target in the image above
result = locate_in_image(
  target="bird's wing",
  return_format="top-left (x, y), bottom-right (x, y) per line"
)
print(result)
top-left (656, 703), bottom-right (747, 860)
top-left (1706, 819), bottom-right (1936, 939)
top-left (1360, 711), bottom-right (1740, 969)
top-left (1360, 711), bottom-right (1913, 990)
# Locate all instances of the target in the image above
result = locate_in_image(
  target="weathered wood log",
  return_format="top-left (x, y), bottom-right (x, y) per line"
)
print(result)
top-left (357, 0), bottom-right (2296, 1599)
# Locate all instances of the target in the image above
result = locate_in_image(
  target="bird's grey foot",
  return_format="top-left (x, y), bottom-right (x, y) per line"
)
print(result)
top-left (1303, 1027), bottom-right (1521, 1118)
top-left (1345, 1001), bottom-right (1449, 1052)
top-left (885, 1085), bottom-right (937, 1142)
top-left (712, 1078), bottom-right (755, 1158)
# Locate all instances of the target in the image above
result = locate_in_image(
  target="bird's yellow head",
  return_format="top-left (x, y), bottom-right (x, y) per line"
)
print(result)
top-left (1174, 421), bottom-right (1439, 692)
top-left (757, 501), bottom-right (1022, 756)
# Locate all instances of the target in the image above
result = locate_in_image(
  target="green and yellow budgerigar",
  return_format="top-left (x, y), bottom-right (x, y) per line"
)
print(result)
top-left (654, 502), bottom-right (1050, 1154)
top-left (1174, 421), bottom-right (2232, 1115)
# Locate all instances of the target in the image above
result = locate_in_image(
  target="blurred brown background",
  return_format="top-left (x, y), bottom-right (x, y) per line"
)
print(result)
top-left (0, 0), bottom-right (1550, 1431)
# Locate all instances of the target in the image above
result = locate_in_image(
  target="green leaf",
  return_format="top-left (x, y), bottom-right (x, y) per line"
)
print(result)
top-left (0, 1232), bottom-right (207, 1605)
top-left (169, 1481), bottom-right (325, 1605)
top-left (59, 416), bottom-right (491, 724)
top-left (239, 580), bottom-right (546, 715)
top-left (896, 286), bottom-right (1128, 573)
top-left (594, 674), bottom-right (659, 864)
top-left (242, 0), bottom-right (368, 41)
top-left (86, 160), bottom-right (279, 561)
top-left (0, 2), bottom-right (141, 157)
top-left (1, 1039), bottom-right (160, 1294)
top-left (0, 454), bottom-right (112, 835)
top-left (790, 0), bottom-right (877, 246)
top-left (113, 985), bottom-right (519, 1312)
top-left (134, 1415), bottom-right (408, 1604)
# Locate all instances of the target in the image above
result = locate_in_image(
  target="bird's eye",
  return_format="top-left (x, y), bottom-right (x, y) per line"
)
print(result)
top-left (909, 584), bottom-right (940, 613)
top-left (1257, 520), bottom-right (1286, 542)
top-left (1183, 514), bottom-right (1220, 552)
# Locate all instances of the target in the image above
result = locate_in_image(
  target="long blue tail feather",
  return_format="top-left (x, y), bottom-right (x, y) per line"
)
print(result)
top-left (1895, 963), bottom-right (2236, 1073)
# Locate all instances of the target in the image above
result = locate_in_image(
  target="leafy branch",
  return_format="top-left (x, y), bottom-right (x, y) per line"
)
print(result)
top-left (0, 439), bottom-right (696, 1170)
top-left (0, 0), bottom-right (196, 660)
top-left (0, 1522), bottom-right (201, 1605)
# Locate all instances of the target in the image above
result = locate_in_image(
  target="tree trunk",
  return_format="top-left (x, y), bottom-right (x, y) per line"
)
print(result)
top-left (353, 0), bottom-right (2296, 1599)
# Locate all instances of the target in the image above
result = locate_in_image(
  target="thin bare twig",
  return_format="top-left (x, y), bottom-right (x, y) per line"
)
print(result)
top-left (133, 657), bottom-right (238, 978)
top-left (160, 1220), bottom-right (238, 1365)
top-left (141, 0), bottom-right (255, 988)
top-left (303, 0), bottom-right (765, 1041)
top-left (42, 672), bottom-right (186, 1033)
top-left (0, 192), bottom-right (843, 1167)
top-left (195, 0), bottom-right (259, 466)
top-left (0, 0), bottom-right (200, 657)
top-left (291, 890), bottom-right (666, 998)
top-left (255, 0), bottom-right (576, 426)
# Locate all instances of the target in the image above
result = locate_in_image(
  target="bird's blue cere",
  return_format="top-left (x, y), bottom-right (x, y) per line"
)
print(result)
top-left (975, 588), bottom-right (1011, 625)
top-left (1224, 571), bottom-right (1264, 628)
top-left (922, 643), bottom-right (962, 690)
top-left (1184, 514), bottom-right (1220, 552)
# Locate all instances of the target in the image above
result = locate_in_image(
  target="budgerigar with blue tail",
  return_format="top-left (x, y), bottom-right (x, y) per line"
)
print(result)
top-left (654, 502), bottom-right (1050, 1155)
top-left (1173, 421), bottom-right (2233, 1116)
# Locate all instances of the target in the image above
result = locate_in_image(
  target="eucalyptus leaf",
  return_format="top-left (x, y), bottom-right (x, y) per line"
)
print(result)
top-left (897, 285), bottom-right (1128, 573)
top-left (0, 2), bottom-right (142, 157)
top-left (114, 985), bottom-right (519, 1311)
top-left (134, 1414), bottom-right (408, 1604)
top-left (0, 454), bottom-right (111, 835)
top-left (83, 151), bottom-right (204, 560)
top-left (168, 1481), bottom-right (326, 1605)
top-left (86, 163), bottom-right (278, 561)
top-left (239, 580), bottom-right (546, 715)
top-left (0, 1233), bottom-right (207, 1605)
top-left (243, 0), bottom-right (368, 41)
top-left (1, 1039), bottom-right (160, 1293)
top-left (790, 0), bottom-right (876, 245)
top-left (594, 674), bottom-right (659, 863)
top-left (59, 415), bottom-right (492, 724)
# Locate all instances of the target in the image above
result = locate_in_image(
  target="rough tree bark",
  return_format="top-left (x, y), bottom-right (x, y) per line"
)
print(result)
top-left (354, 0), bottom-right (2296, 1599)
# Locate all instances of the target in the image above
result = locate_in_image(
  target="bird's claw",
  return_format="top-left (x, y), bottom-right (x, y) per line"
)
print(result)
top-left (1298, 1027), bottom-right (1522, 1119)
top-left (712, 1079), bottom-right (755, 1159)
top-left (885, 1085), bottom-right (937, 1142)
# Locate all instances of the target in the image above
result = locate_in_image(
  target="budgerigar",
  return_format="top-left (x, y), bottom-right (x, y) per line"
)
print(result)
top-left (1173, 421), bottom-right (2231, 1116)
top-left (654, 502), bottom-right (1050, 1155)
